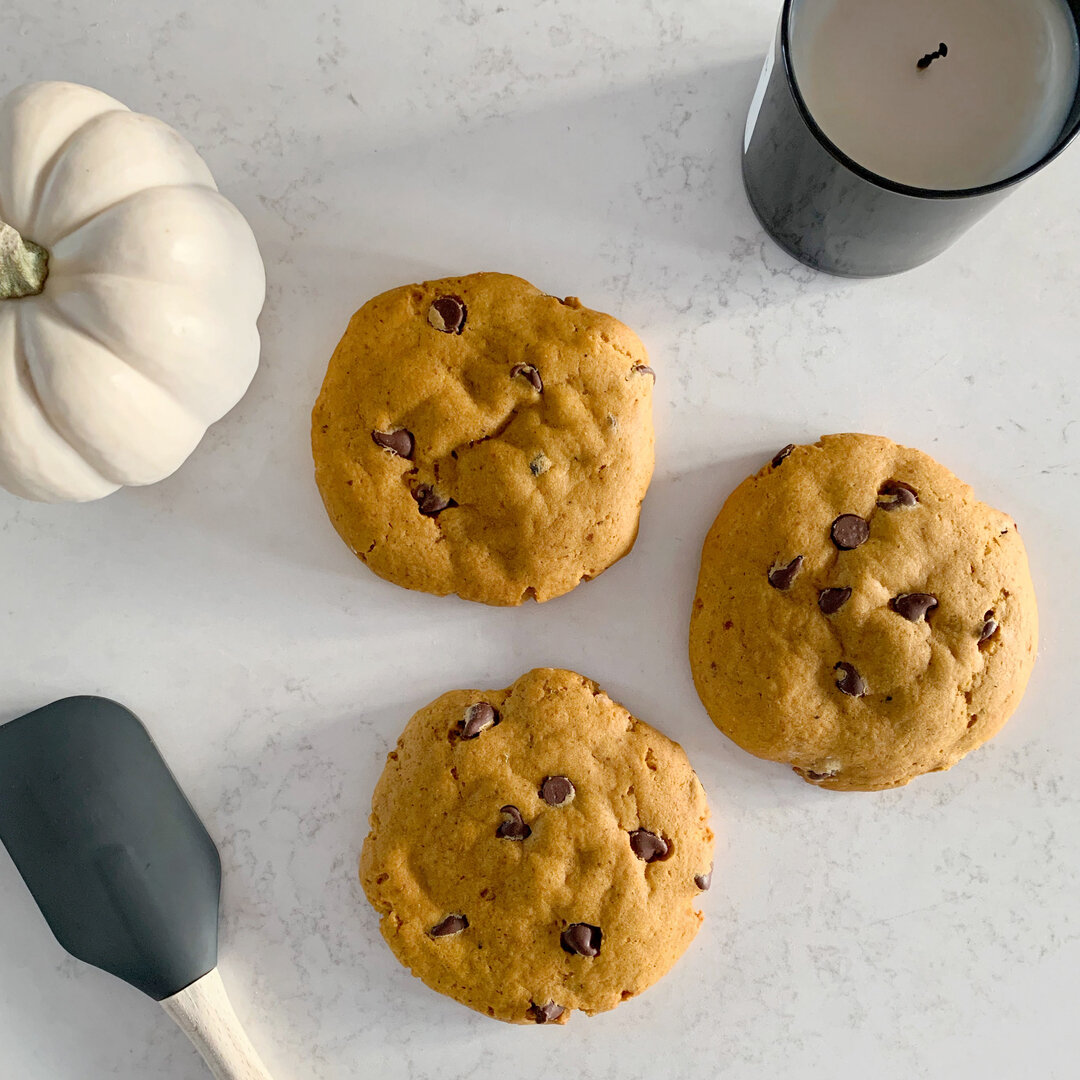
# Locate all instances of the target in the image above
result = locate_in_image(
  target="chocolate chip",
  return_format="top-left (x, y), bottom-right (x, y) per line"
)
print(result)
top-left (413, 486), bottom-right (454, 516)
top-left (510, 363), bottom-right (543, 392)
top-left (805, 768), bottom-right (838, 781)
top-left (768, 555), bottom-right (804, 591)
top-left (771, 443), bottom-right (795, 469)
top-left (560, 923), bottom-right (602, 957)
top-left (428, 295), bottom-right (466, 334)
top-left (461, 702), bottom-right (499, 739)
top-left (890, 593), bottom-right (938, 622)
top-left (628, 829), bottom-right (669, 863)
top-left (632, 364), bottom-right (656, 381)
top-left (834, 662), bottom-right (867, 697)
top-left (496, 805), bottom-right (531, 840)
top-left (877, 480), bottom-right (919, 510)
top-left (371, 428), bottom-right (414, 459)
top-left (430, 914), bottom-right (468, 938)
top-left (540, 775), bottom-right (575, 806)
top-left (694, 867), bottom-right (713, 891)
top-left (527, 1001), bottom-right (565, 1024)
top-left (818, 587), bottom-right (852, 615)
top-left (831, 514), bottom-right (870, 550)
top-left (979, 611), bottom-right (999, 645)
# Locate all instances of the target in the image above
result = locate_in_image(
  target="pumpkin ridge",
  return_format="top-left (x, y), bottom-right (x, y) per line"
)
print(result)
top-left (29, 293), bottom-right (201, 425)
top-left (44, 271), bottom-right (259, 423)
top-left (17, 302), bottom-right (209, 486)
top-left (9, 303), bottom-right (115, 489)
top-left (23, 108), bottom-right (129, 244)
top-left (31, 111), bottom-right (217, 244)
top-left (49, 186), bottom-right (264, 309)
top-left (40, 179), bottom-right (226, 252)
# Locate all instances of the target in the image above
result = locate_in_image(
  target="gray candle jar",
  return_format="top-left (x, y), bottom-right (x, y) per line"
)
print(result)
top-left (743, 0), bottom-right (1080, 277)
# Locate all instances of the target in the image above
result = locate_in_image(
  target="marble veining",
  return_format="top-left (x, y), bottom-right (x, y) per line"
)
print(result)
top-left (1, 1), bottom-right (1078, 1078)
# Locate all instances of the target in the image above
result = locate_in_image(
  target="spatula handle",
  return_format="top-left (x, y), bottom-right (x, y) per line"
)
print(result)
top-left (161, 968), bottom-right (275, 1080)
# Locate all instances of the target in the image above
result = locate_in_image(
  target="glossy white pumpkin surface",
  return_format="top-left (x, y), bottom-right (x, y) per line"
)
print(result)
top-left (0, 82), bottom-right (265, 502)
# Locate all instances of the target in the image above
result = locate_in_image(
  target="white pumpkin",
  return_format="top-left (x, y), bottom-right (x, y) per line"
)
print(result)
top-left (0, 81), bottom-right (265, 502)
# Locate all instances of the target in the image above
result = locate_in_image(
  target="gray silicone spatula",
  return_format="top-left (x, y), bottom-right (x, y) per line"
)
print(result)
top-left (0, 696), bottom-right (276, 1080)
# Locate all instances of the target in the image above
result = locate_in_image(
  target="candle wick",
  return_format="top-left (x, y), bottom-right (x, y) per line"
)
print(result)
top-left (917, 43), bottom-right (949, 70)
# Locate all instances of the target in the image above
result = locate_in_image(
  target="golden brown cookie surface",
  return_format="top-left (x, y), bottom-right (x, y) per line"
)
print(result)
top-left (689, 434), bottom-right (1038, 792)
top-left (359, 668), bottom-right (714, 1024)
top-left (312, 273), bottom-right (655, 605)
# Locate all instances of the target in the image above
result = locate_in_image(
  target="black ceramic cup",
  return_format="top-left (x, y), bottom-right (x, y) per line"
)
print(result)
top-left (742, 0), bottom-right (1080, 277)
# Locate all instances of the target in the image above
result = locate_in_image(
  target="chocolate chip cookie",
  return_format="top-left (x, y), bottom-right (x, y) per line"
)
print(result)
top-left (359, 669), bottom-right (714, 1023)
top-left (312, 273), bottom-right (655, 605)
top-left (689, 434), bottom-right (1038, 791)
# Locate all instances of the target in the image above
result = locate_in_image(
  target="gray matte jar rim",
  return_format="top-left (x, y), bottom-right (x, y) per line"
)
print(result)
top-left (779, 0), bottom-right (1080, 201)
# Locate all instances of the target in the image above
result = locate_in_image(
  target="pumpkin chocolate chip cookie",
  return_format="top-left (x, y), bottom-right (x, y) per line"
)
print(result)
top-left (359, 668), bottom-right (714, 1024)
top-left (311, 273), bottom-right (655, 605)
top-left (689, 434), bottom-right (1038, 792)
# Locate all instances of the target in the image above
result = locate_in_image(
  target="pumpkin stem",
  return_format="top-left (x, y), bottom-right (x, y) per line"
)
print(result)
top-left (0, 218), bottom-right (49, 299)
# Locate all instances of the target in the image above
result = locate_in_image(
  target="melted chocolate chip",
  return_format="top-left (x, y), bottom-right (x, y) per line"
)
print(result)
top-left (632, 364), bottom-right (656, 381)
top-left (510, 363), bottom-right (543, 392)
top-left (461, 702), bottom-right (499, 739)
top-left (768, 555), bottom-right (804, 591)
top-left (540, 775), bottom-right (575, 806)
top-left (877, 480), bottom-right (919, 511)
top-left (694, 867), bottom-right (713, 891)
top-left (818, 587), bottom-right (852, 615)
top-left (496, 805), bottom-right (531, 840)
top-left (430, 914), bottom-right (468, 938)
top-left (831, 514), bottom-right (870, 550)
top-left (834, 662), bottom-right (868, 697)
top-left (527, 1001), bottom-right (565, 1024)
top-left (628, 829), bottom-right (670, 863)
top-left (428, 295), bottom-right (466, 334)
top-left (371, 428), bottom-right (414, 459)
top-left (560, 923), bottom-right (602, 957)
top-left (979, 611), bottom-right (999, 645)
top-left (805, 768), bottom-right (838, 781)
top-left (771, 443), bottom-right (795, 469)
top-left (413, 486), bottom-right (454, 516)
top-left (890, 593), bottom-right (938, 623)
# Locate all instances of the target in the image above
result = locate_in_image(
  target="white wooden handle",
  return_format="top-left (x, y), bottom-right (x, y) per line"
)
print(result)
top-left (161, 968), bottom-right (275, 1080)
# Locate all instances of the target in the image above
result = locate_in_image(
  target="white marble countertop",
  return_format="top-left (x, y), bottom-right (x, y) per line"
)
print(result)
top-left (2, 1), bottom-right (1078, 1077)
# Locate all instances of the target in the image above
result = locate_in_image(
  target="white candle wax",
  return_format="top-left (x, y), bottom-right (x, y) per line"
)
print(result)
top-left (790, 0), bottom-right (1080, 190)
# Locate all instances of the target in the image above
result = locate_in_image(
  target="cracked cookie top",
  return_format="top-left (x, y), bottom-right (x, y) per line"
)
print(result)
top-left (312, 273), bottom-right (655, 605)
top-left (359, 668), bottom-right (714, 1024)
top-left (689, 433), bottom-right (1039, 791)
